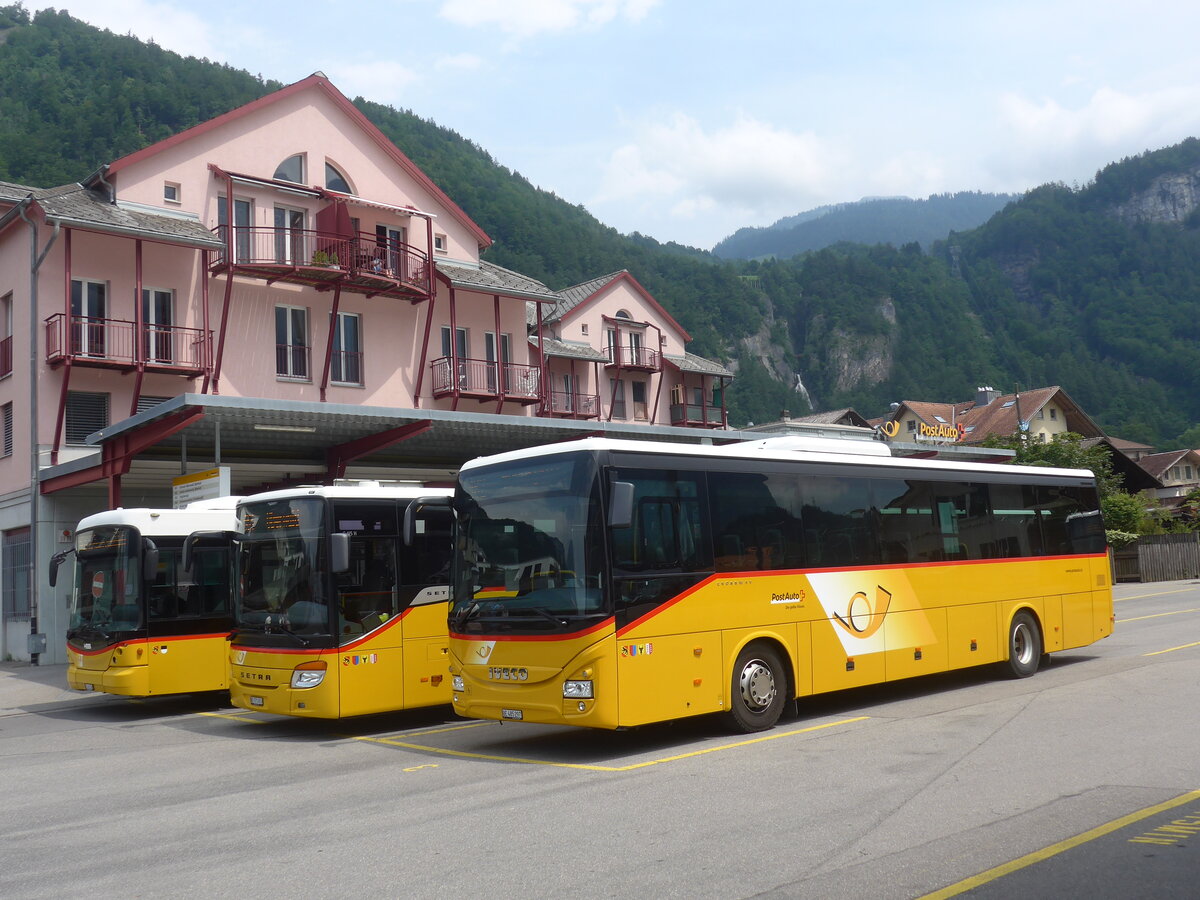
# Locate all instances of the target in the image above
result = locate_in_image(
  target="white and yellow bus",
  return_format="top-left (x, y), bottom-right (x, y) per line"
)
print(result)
top-left (445, 436), bottom-right (1112, 732)
top-left (59, 499), bottom-right (239, 697)
top-left (225, 483), bottom-right (453, 718)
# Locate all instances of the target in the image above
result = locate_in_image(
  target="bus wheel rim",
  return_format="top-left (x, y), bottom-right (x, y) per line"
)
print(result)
top-left (739, 659), bottom-right (776, 711)
top-left (1014, 623), bottom-right (1033, 665)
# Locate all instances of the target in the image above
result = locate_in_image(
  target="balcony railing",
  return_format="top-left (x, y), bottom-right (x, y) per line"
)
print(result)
top-left (547, 390), bottom-right (600, 418)
top-left (0, 335), bottom-right (10, 378)
top-left (670, 403), bottom-right (726, 428)
top-left (214, 226), bottom-right (431, 299)
top-left (275, 343), bottom-right (312, 381)
top-left (605, 342), bottom-right (661, 372)
top-left (45, 314), bottom-right (210, 373)
top-left (431, 357), bottom-right (541, 402)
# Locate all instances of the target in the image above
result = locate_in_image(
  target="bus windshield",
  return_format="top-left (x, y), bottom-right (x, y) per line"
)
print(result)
top-left (69, 525), bottom-right (144, 636)
top-left (451, 452), bottom-right (606, 634)
top-left (237, 497), bottom-right (329, 637)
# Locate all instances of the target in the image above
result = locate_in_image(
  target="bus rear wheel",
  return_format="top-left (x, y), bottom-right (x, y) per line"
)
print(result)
top-left (728, 643), bottom-right (787, 733)
top-left (1006, 611), bottom-right (1042, 678)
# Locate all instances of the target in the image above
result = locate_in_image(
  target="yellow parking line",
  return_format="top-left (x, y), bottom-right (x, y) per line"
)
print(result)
top-left (355, 716), bottom-right (870, 771)
top-left (1145, 640), bottom-right (1200, 657)
top-left (1116, 587), bottom-right (1196, 602)
top-left (1118, 607), bottom-right (1200, 623)
top-left (920, 789), bottom-right (1200, 899)
top-left (199, 711), bottom-right (267, 724)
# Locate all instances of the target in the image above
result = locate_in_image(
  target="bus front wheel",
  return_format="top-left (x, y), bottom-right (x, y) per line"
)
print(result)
top-left (1006, 611), bottom-right (1042, 678)
top-left (728, 643), bottom-right (787, 732)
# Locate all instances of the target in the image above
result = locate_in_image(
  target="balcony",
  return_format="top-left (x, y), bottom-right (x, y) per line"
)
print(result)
top-left (45, 314), bottom-right (210, 375)
top-left (605, 342), bottom-right (661, 372)
top-left (670, 403), bottom-right (726, 429)
top-left (212, 227), bottom-right (431, 301)
top-left (546, 390), bottom-right (600, 419)
top-left (430, 357), bottom-right (541, 404)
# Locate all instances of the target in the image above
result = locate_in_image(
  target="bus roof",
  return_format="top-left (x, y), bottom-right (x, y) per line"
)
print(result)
top-left (75, 501), bottom-right (241, 537)
top-left (458, 436), bottom-right (1097, 482)
top-left (239, 483), bottom-right (453, 505)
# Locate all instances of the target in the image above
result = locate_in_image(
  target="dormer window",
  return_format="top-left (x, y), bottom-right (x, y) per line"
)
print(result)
top-left (615, 309), bottom-right (632, 320)
top-left (325, 162), bottom-right (351, 193)
top-left (274, 154), bottom-right (305, 184)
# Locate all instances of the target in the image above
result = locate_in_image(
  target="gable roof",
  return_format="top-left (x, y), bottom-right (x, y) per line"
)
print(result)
top-left (103, 73), bottom-right (491, 250)
top-left (891, 386), bottom-right (1105, 443)
top-left (545, 270), bottom-right (691, 341)
top-left (1137, 449), bottom-right (1200, 480)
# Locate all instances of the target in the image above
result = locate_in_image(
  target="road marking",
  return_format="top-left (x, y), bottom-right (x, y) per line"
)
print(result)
top-left (1145, 640), bottom-right (1200, 657)
top-left (919, 789), bottom-right (1200, 899)
top-left (1115, 587), bottom-right (1197, 602)
top-left (1118, 607), bottom-right (1200, 623)
top-left (199, 711), bottom-right (267, 724)
top-left (354, 716), bottom-right (870, 771)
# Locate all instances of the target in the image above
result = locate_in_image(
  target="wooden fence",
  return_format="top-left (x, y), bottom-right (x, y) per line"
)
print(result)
top-left (1113, 533), bottom-right (1200, 583)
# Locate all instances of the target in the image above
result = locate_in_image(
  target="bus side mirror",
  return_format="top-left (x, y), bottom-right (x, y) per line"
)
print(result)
top-left (330, 532), bottom-right (350, 574)
top-left (48, 549), bottom-right (73, 588)
top-left (404, 496), bottom-right (451, 547)
top-left (609, 481), bottom-right (634, 529)
top-left (143, 538), bottom-right (160, 583)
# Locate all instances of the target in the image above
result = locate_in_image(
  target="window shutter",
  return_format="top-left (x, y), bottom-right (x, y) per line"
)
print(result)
top-left (65, 392), bottom-right (109, 444)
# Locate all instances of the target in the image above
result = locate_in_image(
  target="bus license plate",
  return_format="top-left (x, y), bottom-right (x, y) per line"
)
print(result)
top-left (250, 696), bottom-right (265, 707)
top-left (501, 708), bottom-right (523, 720)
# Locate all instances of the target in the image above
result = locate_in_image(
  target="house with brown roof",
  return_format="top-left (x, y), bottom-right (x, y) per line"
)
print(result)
top-left (1136, 449), bottom-right (1200, 501)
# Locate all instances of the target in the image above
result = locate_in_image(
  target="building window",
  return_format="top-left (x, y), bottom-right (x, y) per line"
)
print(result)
top-left (1050, 408), bottom-right (1058, 420)
top-left (907, 419), bottom-right (916, 432)
top-left (70, 279), bottom-right (108, 356)
top-left (433, 234), bottom-right (447, 254)
top-left (375, 225), bottom-right (406, 275)
top-left (163, 182), bottom-right (181, 204)
top-left (65, 391), bottom-right (109, 444)
top-left (274, 206), bottom-right (306, 264)
top-left (141, 288), bottom-right (174, 363)
top-left (325, 162), bottom-right (351, 194)
top-left (632, 381), bottom-right (648, 421)
top-left (581, 324), bottom-right (589, 336)
top-left (485, 332), bottom-right (512, 392)
top-left (331, 313), bottom-right (363, 385)
top-left (0, 292), bottom-right (11, 378)
top-left (1, 527), bottom-right (31, 619)
top-left (274, 154), bottom-right (305, 184)
top-left (217, 197), bottom-right (252, 263)
top-left (135, 395), bottom-right (171, 415)
top-left (609, 378), bottom-right (626, 419)
top-left (1036, 409), bottom-right (1044, 420)
top-left (2, 402), bottom-right (11, 456)
top-left (275, 306), bottom-right (310, 380)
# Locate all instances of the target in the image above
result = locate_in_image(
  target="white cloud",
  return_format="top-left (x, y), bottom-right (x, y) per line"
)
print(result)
top-left (31, 0), bottom-right (219, 59)
top-left (328, 61), bottom-right (423, 106)
top-left (596, 112), bottom-right (842, 230)
top-left (438, 0), bottom-right (659, 39)
top-left (436, 53), bottom-right (484, 71)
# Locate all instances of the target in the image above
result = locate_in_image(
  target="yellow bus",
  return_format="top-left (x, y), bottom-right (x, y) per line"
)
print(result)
top-left (58, 499), bottom-right (239, 697)
top-left (225, 484), bottom-right (453, 718)
top-left (445, 436), bottom-right (1113, 732)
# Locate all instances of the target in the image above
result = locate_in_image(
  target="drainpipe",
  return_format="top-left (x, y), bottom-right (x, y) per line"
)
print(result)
top-left (17, 198), bottom-right (61, 666)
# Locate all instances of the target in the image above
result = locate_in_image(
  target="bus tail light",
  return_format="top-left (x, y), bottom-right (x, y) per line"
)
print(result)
top-left (291, 660), bottom-right (328, 689)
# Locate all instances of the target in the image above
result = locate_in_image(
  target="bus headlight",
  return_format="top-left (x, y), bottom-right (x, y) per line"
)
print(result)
top-left (452, 675), bottom-right (465, 692)
top-left (562, 680), bottom-right (593, 699)
top-left (291, 660), bottom-right (327, 689)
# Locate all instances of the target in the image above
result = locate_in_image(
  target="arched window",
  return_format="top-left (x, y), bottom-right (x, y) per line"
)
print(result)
top-left (615, 309), bottom-right (632, 319)
top-left (273, 154), bottom-right (305, 184)
top-left (325, 163), bottom-right (352, 194)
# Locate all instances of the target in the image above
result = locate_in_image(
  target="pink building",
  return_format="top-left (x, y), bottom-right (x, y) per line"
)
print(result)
top-left (0, 74), bottom-right (733, 661)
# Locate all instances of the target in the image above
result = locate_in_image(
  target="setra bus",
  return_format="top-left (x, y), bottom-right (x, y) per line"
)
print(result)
top-left (224, 483), bottom-right (454, 718)
top-left (58, 498), bottom-right (240, 697)
top-left (445, 436), bottom-right (1113, 732)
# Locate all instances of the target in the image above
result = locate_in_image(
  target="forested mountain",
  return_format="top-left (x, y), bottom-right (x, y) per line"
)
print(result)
top-left (3, 5), bottom-right (1200, 447)
top-left (713, 192), bottom-right (1018, 260)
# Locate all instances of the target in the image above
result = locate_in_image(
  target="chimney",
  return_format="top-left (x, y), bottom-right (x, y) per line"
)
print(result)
top-left (975, 386), bottom-right (1000, 407)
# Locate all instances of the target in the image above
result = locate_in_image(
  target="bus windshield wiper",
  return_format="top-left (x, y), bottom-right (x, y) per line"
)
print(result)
top-left (264, 616), bottom-right (310, 647)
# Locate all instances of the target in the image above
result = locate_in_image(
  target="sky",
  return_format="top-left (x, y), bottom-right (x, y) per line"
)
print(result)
top-left (27, 0), bottom-right (1200, 250)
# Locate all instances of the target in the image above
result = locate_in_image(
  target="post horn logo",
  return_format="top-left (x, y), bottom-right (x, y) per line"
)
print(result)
top-left (833, 585), bottom-right (893, 639)
top-left (879, 420), bottom-right (900, 439)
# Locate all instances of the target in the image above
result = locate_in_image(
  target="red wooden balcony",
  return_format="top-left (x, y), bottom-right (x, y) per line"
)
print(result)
top-left (212, 227), bottom-right (431, 301)
top-left (605, 342), bottom-right (661, 372)
top-left (546, 390), bottom-right (600, 418)
top-left (45, 314), bottom-right (210, 375)
top-left (430, 357), bottom-right (541, 404)
top-left (670, 403), bottom-right (727, 428)
top-left (0, 335), bottom-right (10, 378)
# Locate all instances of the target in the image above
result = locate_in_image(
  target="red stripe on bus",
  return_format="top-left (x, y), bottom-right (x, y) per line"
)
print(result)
top-left (450, 617), bottom-right (614, 643)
